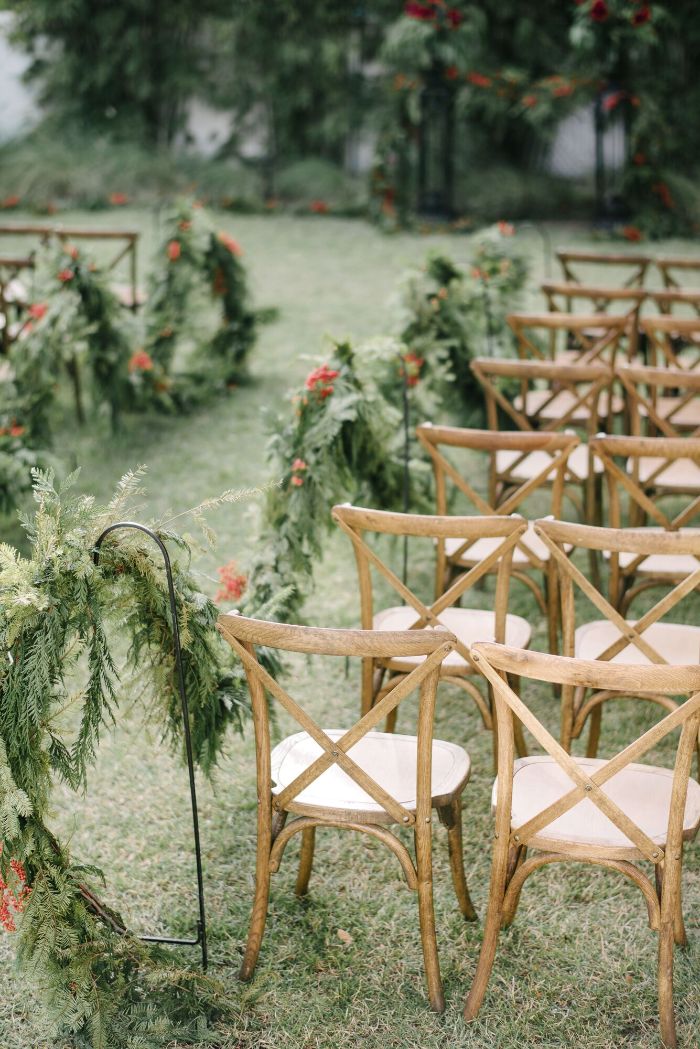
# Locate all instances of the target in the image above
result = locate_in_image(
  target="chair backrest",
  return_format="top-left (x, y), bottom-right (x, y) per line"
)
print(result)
top-left (508, 311), bottom-right (629, 366)
top-left (656, 255), bottom-right (700, 292)
top-left (541, 281), bottom-right (645, 333)
top-left (556, 248), bottom-right (651, 288)
top-left (590, 433), bottom-right (700, 530)
top-left (471, 640), bottom-right (700, 864)
top-left (646, 289), bottom-right (700, 319)
top-left (535, 516), bottom-right (700, 662)
top-left (331, 504), bottom-right (527, 669)
top-left (471, 357), bottom-right (610, 437)
top-left (217, 612), bottom-right (454, 826)
top-left (416, 423), bottom-right (578, 573)
top-left (617, 363), bottom-right (700, 437)
top-left (641, 315), bottom-right (700, 371)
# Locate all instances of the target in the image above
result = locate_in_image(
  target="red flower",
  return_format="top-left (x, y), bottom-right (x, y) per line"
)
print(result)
top-left (553, 83), bottom-right (573, 98)
top-left (9, 425), bottom-right (25, 437)
top-left (291, 475), bottom-right (304, 486)
top-left (590, 0), bottom-right (609, 22)
top-left (497, 220), bottom-right (515, 236)
top-left (652, 181), bottom-right (674, 209)
top-left (447, 8), bottom-right (462, 28)
top-left (621, 225), bottom-right (643, 242)
top-left (305, 364), bottom-right (340, 399)
top-left (292, 458), bottom-right (308, 472)
top-left (109, 192), bottom-right (128, 206)
top-left (1, 195), bottom-right (20, 209)
top-left (179, 219), bottom-right (192, 231)
top-left (65, 243), bottom-right (79, 260)
top-left (167, 240), bottom-right (181, 261)
top-left (633, 151), bottom-right (647, 166)
top-left (522, 94), bottom-right (537, 108)
top-left (310, 200), bottom-right (329, 214)
top-left (405, 1), bottom-right (434, 19)
top-left (603, 90), bottom-right (625, 113)
top-left (445, 65), bottom-right (459, 80)
top-left (631, 4), bottom-right (651, 26)
top-left (57, 269), bottom-right (74, 283)
top-left (215, 560), bottom-right (247, 603)
top-left (467, 71), bottom-right (492, 88)
top-left (28, 303), bottom-right (48, 320)
top-left (0, 849), bottom-right (30, 933)
top-left (218, 232), bottom-right (243, 256)
top-left (128, 350), bottom-right (154, 373)
top-left (401, 351), bottom-right (425, 387)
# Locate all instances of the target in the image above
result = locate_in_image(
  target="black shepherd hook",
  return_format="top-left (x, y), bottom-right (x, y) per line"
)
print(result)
top-left (93, 522), bottom-right (207, 971)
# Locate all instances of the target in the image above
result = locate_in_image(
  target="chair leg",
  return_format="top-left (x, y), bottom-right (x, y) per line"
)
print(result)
top-left (501, 845), bottom-right (527, 928)
top-left (239, 803), bottom-right (273, 981)
top-left (295, 826), bottom-right (316, 897)
top-left (414, 820), bottom-right (445, 1012)
top-left (463, 832), bottom-right (509, 1020)
top-left (438, 798), bottom-right (477, 921)
top-left (585, 705), bottom-right (602, 758)
top-left (658, 919), bottom-right (678, 1049)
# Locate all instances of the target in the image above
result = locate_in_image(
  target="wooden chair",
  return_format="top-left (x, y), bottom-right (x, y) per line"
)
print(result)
top-left (556, 248), bottom-right (651, 288)
top-left (416, 423), bottom-right (579, 654)
top-left (535, 517), bottom-right (700, 760)
top-left (540, 283), bottom-right (645, 358)
top-left (588, 435), bottom-right (700, 613)
top-left (464, 642), bottom-right (700, 1049)
top-left (217, 612), bottom-right (474, 1012)
top-left (641, 316), bottom-right (700, 372)
top-left (656, 255), bottom-right (700, 293)
top-left (508, 310), bottom-right (630, 368)
top-left (470, 357), bottom-right (609, 526)
top-left (647, 288), bottom-right (700, 320)
top-left (617, 362), bottom-right (700, 437)
top-left (331, 504), bottom-right (529, 753)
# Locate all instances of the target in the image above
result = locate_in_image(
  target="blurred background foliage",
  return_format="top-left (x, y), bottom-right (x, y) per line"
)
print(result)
top-left (2, 1), bottom-right (699, 235)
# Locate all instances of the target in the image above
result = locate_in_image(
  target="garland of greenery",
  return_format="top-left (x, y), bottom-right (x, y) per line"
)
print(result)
top-left (0, 467), bottom-right (258, 1046)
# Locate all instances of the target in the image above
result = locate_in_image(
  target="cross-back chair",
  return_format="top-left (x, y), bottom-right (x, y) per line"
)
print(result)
top-left (641, 315), bottom-right (700, 372)
top-left (331, 504), bottom-right (529, 755)
top-left (471, 356), bottom-right (609, 528)
top-left (416, 423), bottom-right (579, 654)
top-left (556, 247), bottom-right (651, 288)
top-left (588, 434), bottom-right (700, 613)
top-left (656, 254), bottom-right (700, 293)
top-left (617, 362), bottom-right (700, 444)
top-left (647, 288), bottom-right (700, 320)
top-left (534, 518), bottom-right (700, 765)
top-left (217, 612), bottom-right (474, 1012)
top-left (540, 283), bottom-right (645, 358)
top-left (464, 642), bottom-right (700, 1049)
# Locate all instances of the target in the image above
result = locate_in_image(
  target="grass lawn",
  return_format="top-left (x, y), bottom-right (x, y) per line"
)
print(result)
top-left (0, 211), bottom-right (699, 1048)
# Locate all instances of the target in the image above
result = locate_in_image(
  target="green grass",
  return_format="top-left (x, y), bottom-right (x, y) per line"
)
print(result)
top-left (1, 212), bottom-right (699, 1048)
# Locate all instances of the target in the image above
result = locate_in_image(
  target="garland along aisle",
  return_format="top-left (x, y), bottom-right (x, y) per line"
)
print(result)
top-left (0, 468), bottom-right (259, 1046)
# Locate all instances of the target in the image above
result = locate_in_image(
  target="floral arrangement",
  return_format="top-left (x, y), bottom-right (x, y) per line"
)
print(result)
top-left (0, 467), bottom-right (257, 1045)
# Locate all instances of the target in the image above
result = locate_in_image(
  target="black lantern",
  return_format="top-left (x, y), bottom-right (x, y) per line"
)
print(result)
top-left (417, 67), bottom-right (456, 219)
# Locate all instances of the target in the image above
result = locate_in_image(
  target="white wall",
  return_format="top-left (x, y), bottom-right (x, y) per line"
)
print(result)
top-left (0, 13), bottom-right (40, 142)
top-left (548, 102), bottom-right (625, 177)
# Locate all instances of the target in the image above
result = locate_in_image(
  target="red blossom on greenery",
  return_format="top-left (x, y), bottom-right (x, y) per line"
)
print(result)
top-left (28, 303), bottom-right (48, 320)
top-left (405, 1), bottom-right (434, 19)
top-left (218, 232), bottom-right (242, 256)
top-left (553, 83), bottom-right (573, 97)
top-left (292, 458), bottom-right (307, 472)
top-left (497, 220), bottom-right (515, 236)
top-left (57, 269), bottom-right (74, 283)
top-left (0, 850), bottom-right (30, 933)
top-left (621, 225), bottom-right (643, 242)
top-left (590, 0), bottom-right (609, 21)
top-left (447, 7), bottom-right (462, 27)
top-left (305, 364), bottom-right (340, 400)
top-left (603, 90), bottom-right (625, 113)
top-left (167, 240), bottom-right (181, 261)
top-left (653, 181), bottom-right (674, 209)
top-left (467, 71), bottom-right (492, 88)
top-left (401, 351), bottom-right (425, 387)
top-left (215, 560), bottom-right (247, 603)
top-left (65, 244), bottom-right (79, 260)
top-left (309, 200), bottom-right (329, 214)
top-left (1, 195), bottom-right (20, 209)
top-left (179, 219), bottom-right (192, 231)
top-left (128, 350), bottom-right (154, 373)
top-left (631, 4), bottom-right (651, 26)
top-left (445, 65), bottom-right (459, 80)
top-left (291, 475), bottom-right (304, 486)
top-left (9, 425), bottom-right (25, 437)
top-left (109, 192), bottom-right (128, 206)
top-left (633, 151), bottom-right (647, 166)
top-left (522, 94), bottom-right (537, 108)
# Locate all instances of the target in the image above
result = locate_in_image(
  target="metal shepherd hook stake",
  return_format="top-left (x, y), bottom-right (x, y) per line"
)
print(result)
top-left (93, 521), bottom-right (208, 971)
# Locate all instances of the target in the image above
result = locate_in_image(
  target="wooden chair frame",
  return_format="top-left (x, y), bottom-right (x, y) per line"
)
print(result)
top-left (617, 363), bottom-right (700, 438)
top-left (508, 311), bottom-right (629, 366)
top-left (331, 504), bottom-right (527, 748)
top-left (641, 315), bottom-right (700, 372)
top-left (416, 423), bottom-right (579, 653)
top-left (647, 289), bottom-right (700, 320)
top-left (588, 434), bottom-right (700, 614)
top-left (556, 248), bottom-right (651, 288)
top-left (471, 357), bottom-right (610, 527)
top-left (535, 517), bottom-right (700, 759)
top-left (464, 641), bottom-right (700, 1049)
top-left (217, 612), bottom-right (474, 1012)
top-left (656, 255), bottom-right (700, 293)
top-left (540, 282), bottom-right (645, 358)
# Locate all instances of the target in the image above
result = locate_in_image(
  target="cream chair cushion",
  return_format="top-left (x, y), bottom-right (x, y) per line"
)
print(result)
top-left (629, 455), bottom-right (700, 492)
top-left (496, 446), bottom-right (601, 484)
top-left (494, 755), bottom-right (700, 850)
top-left (271, 728), bottom-right (470, 819)
top-left (575, 620), bottom-right (700, 664)
top-left (513, 388), bottom-right (622, 423)
top-left (444, 521), bottom-right (551, 566)
top-left (601, 527), bottom-right (700, 575)
top-left (373, 606), bottom-right (531, 667)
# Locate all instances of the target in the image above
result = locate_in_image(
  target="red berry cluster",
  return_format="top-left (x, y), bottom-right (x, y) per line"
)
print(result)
top-left (305, 364), bottom-right (340, 400)
top-left (0, 853), bottom-right (30, 933)
top-left (215, 561), bottom-right (247, 603)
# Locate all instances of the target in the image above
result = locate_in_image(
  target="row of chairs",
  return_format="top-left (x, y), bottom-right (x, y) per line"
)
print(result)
top-left (556, 247), bottom-right (700, 291)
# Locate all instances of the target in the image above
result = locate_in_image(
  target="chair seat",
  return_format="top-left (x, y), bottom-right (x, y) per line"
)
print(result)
top-left (271, 729), bottom-right (470, 822)
top-left (444, 521), bottom-right (552, 566)
top-left (497, 446), bottom-right (601, 484)
top-left (630, 456), bottom-right (700, 492)
top-left (496, 755), bottom-right (700, 852)
top-left (513, 388), bottom-right (623, 423)
top-left (639, 396), bottom-right (700, 429)
top-left (575, 620), bottom-right (700, 665)
top-left (602, 527), bottom-right (700, 575)
top-left (373, 606), bottom-right (531, 667)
